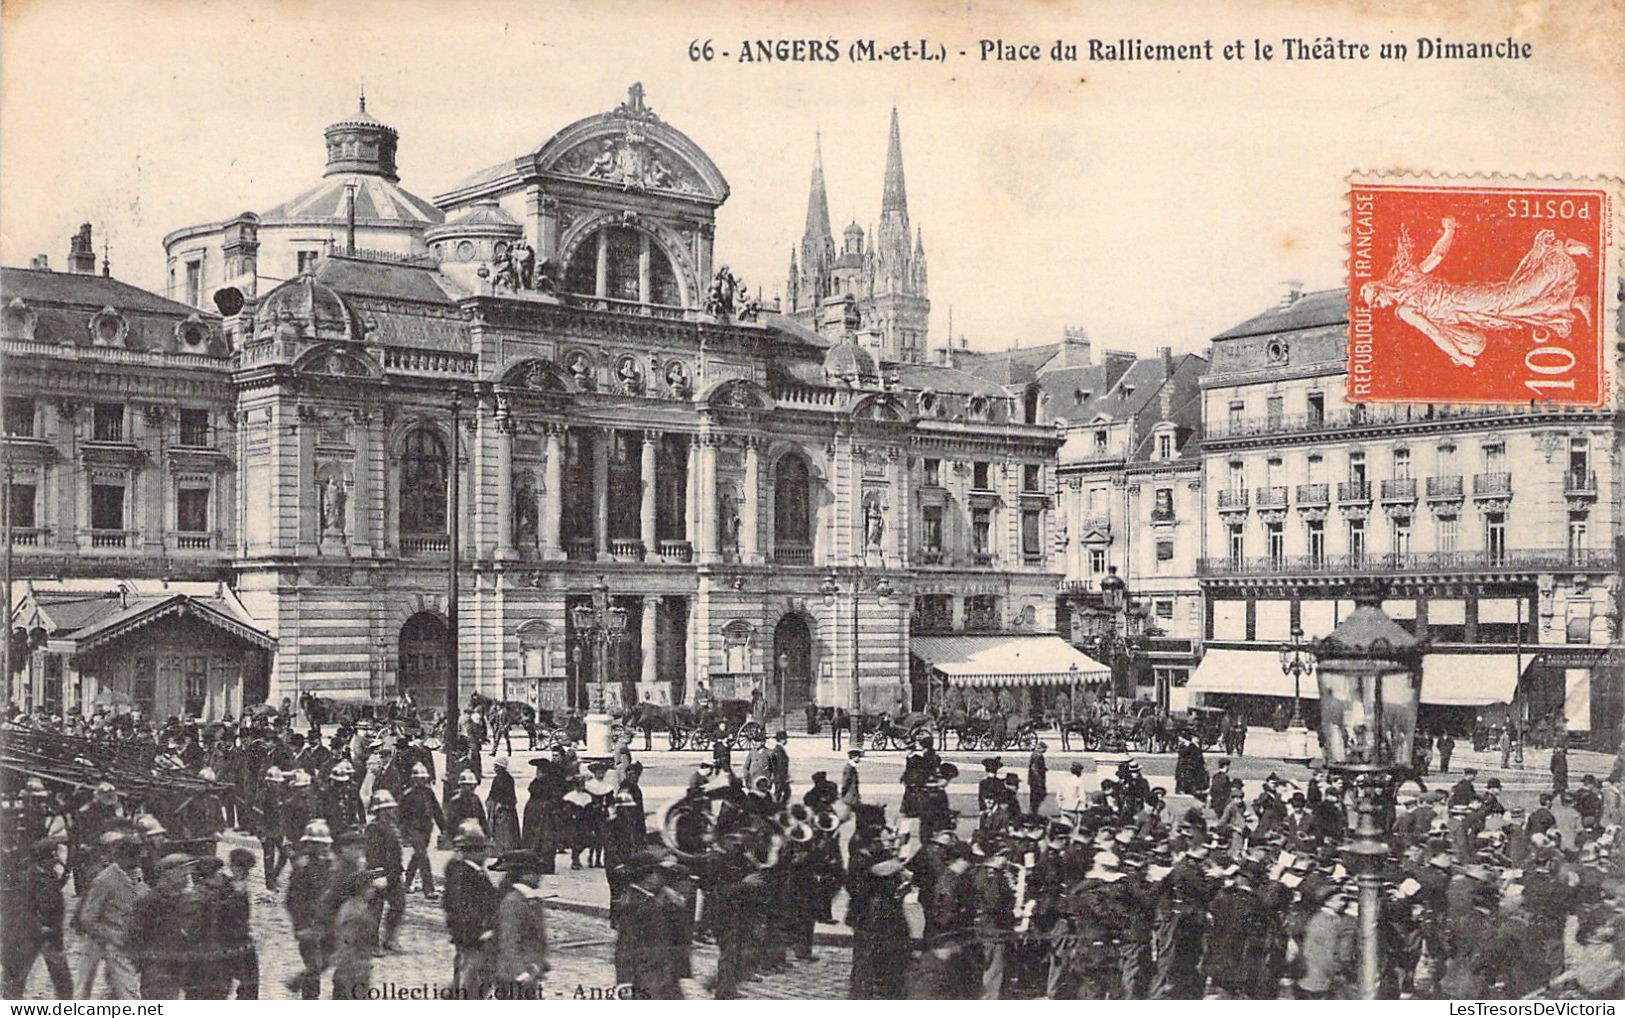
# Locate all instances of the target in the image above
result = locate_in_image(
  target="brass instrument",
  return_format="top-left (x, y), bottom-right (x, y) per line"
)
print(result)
top-left (812, 808), bottom-right (841, 834)
top-left (660, 796), bottom-right (787, 869)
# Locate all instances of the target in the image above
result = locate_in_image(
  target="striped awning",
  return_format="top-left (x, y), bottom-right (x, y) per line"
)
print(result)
top-left (1186, 649), bottom-right (1526, 706)
top-left (911, 634), bottom-right (1111, 688)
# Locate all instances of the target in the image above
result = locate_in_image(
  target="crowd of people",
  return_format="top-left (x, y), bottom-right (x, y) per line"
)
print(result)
top-left (4, 702), bottom-right (1624, 1000)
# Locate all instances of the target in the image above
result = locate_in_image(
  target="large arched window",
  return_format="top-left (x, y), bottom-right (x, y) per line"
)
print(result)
top-left (562, 226), bottom-right (682, 306)
top-left (773, 454), bottom-right (813, 563)
top-left (399, 427), bottom-right (448, 533)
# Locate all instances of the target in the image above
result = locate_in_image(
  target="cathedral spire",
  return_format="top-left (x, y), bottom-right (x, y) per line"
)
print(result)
top-left (804, 131), bottom-right (832, 241)
top-left (881, 107), bottom-right (908, 217)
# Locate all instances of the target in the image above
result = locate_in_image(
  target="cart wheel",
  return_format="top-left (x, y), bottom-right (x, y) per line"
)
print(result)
top-left (872, 731), bottom-right (891, 751)
top-left (1015, 729), bottom-right (1037, 751)
top-left (668, 729), bottom-right (686, 751)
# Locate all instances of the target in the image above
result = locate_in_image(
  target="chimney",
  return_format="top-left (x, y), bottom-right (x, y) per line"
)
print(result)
top-left (1062, 326), bottom-right (1092, 368)
top-left (68, 224), bottom-right (97, 274)
top-left (1158, 345), bottom-right (1174, 379)
top-left (29, 254), bottom-right (49, 271)
top-left (1277, 279), bottom-right (1305, 308)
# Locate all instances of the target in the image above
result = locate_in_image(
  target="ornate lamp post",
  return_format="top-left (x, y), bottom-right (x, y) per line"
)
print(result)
top-left (570, 575), bottom-right (628, 758)
top-left (1279, 622), bottom-right (1316, 759)
top-left (820, 567), bottom-right (892, 748)
top-left (1095, 566), bottom-right (1138, 699)
top-left (1311, 581), bottom-right (1425, 1000)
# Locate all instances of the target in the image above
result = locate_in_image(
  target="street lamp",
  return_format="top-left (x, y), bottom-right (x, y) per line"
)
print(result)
top-left (1095, 566), bottom-right (1137, 699)
top-left (1311, 581), bottom-right (1425, 1000)
top-left (1279, 622), bottom-right (1316, 759)
top-left (821, 568), bottom-right (892, 749)
top-left (570, 575), bottom-right (628, 758)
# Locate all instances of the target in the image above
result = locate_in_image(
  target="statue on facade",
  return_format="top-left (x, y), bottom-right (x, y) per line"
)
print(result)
top-left (704, 266), bottom-right (738, 317)
top-left (567, 351), bottom-right (595, 391)
top-left (718, 487), bottom-right (741, 553)
top-left (321, 475), bottom-right (347, 533)
top-left (513, 471), bottom-right (538, 547)
top-left (864, 499), bottom-right (885, 548)
top-left (492, 255), bottom-right (517, 292)
top-left (664, 360), bottom-right (692, 399)
top-left (616, 356), bottom-right (645, 396)
top-left (511, 238), bottom-right (536, 290)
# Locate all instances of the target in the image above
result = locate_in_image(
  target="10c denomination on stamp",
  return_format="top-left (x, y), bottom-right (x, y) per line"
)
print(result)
top-left (1348, 175), bottom-right (1616, 406)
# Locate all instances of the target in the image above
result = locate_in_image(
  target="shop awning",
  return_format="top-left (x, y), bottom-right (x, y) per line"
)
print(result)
top-left (911, 634), bottom-right (1110, 688)
top-left (1187, 649), bottom-right (1528, 706)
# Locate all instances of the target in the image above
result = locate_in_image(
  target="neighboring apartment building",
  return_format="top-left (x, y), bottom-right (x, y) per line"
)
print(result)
top-left (1190, 287), bottom-right (1620, 744)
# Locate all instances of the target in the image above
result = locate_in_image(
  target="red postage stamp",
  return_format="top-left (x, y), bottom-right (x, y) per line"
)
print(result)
top-left (1348, 177), bottom-right (1615, 406)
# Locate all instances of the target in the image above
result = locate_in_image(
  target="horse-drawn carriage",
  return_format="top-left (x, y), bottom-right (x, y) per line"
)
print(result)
top-left (1053, 701), bottom-right (1167, 753)
top-left (618, 698), bottom-right (762, 751)
top-left (930, 705), bottom-right (1044, 752)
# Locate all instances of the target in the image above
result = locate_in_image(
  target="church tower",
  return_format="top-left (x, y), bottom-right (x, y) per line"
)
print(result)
top-left (785, 111), bottom-right (929, 362)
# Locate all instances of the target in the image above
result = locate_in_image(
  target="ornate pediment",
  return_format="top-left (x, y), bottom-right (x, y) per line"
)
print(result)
top-left (534, 84), bottom-right (729, 204)
top-left (294, 344), bottom-right (382, 379)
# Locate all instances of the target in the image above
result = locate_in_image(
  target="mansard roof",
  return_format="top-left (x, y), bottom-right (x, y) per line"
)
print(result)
top-left (1212, 288), bottom-right (1346, 340)
top-left (1, 266), bottom-right (207, 318)
top-left (315, 253), bottom-right (465, 306)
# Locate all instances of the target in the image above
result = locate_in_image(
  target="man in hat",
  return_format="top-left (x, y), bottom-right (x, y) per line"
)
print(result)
top-left (2, 837), bottom-right (74, 997)
top-left (521, 756), bottom-right (566, 875)
top-left (322, 760), bottom-right (363, 836)
top-left (741, 733), bottom-right (770, 792)
top-left (73, 834), bottom-right (146, 999)
top-left (768, 730), bottom-right (792, 806)
top-left (1449, 767), bottom-right (1478, 807)
top-left (970, 835), bottom-right (1016, 997)
top-left (363, 790), bottom-right (406, 949)
top-left (977, 757), bottom-right (1007, 833)
top-left (1027, 742), bottom-right (1048, 816)
top-left (1150, 840), bottom-right (1215, 998)
top-left (72, 781), bottom-right (123, 895)
top-left (1435, 730), bottom-right (1455, 774)
top-left (329, 866), bottom-right (386, 1000)
top-left (489, 757), bottom-right (520, 852)
top-left (840, 748), bottom-right (864, 807)
top-left (492, 851), bottom-right (550, 998)
top-left (1208, 759), bottom-right (1234, 814)
top-left (444, 819), bottom-right (500, 996)
top-left (1297, 884), bottom-right (1354, 998)
top-left (285, 820), bottom-right (335, 999)
top-left (613, 850), bottom-right (691, 999)
top-left (448, 769), bottom-right (490, 841)
top-left (128, 852), bottom-right (202, 998)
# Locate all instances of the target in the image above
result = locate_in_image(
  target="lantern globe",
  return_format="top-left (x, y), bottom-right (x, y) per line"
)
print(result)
top-left (1310, 583), bottom-right (1425, 773)
top-left (1099, 566), bottom-right (1127, 612)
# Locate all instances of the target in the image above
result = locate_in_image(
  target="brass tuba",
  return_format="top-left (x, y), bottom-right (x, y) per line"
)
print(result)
top-left (812, 808), bottom-right (842, 834)
top-left (658, 797), bottom-right (717, 861)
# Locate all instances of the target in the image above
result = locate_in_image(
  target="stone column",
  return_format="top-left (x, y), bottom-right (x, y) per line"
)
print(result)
top-left (638, 233), bottom-right (653, 305)
top-left (595, 230), bottom-right (609, 298)
top-left (542, 425), bottom-right (563, 560)
top-left (593, 428), bottom-right (611, 559)
top-left (741, 438), bottom-right (760, 563)
top-left (641, 430), bottom-right (659, 555)
top-left (684, 435), bottom-right (699, 543)
top-left (697, 434), bottom-right (718, 561)
top-left (495, 416), bottom-right (515, 559)
top-left (641, 596), bottom-right (660, 684)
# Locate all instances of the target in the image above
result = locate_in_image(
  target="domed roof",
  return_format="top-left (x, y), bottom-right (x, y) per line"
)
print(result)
top-left (323, 93), bottom-right (401, 180)
top-left (425, 199), bottom-right (522, 244)
top-left (260, 173), bottom-right (443, 227)
top-left (823, 338), bottom-right (877, 385)
top-left (254, 273), bottom-right (359, 343)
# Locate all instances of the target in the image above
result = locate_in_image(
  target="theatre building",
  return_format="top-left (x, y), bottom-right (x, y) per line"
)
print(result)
top-left (2, 85), bottom-right (1071, 722)
top-left (1188, 287), bottom-right (1621, 745)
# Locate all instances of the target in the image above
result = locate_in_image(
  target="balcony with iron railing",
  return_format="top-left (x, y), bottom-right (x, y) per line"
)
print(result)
top-left (1426, 475), bottom-right (1464, 499)
top-left (1255, 485), bottom-right (1288, 508)
top-left (1149, 508), bottom-right (1177, 524)
top-left (1380, 477), bottom-right (1417, 501)
top-left (1217, 489), bottom-right (1249, 510)
top-left (1473, 472), bottom-right (1513, 497)
top-left (1565, 470), bottom-right (1597, 495)
top-left (1198, 547), bottom-right (1616, 577)
top-left (1337, 480), bottom-right (1372, 503)
top-left (1203, 401), bottom-right (1605, 442)
top-left (1295, 483), bottom-right (1329, 506)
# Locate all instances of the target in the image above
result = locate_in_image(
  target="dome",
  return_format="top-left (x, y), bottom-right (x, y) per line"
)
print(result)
top-left (823, 339), bottom-right (877, 385)
top-left (425, 200), bottom-right (523, 259)
top-left (254, 273), bottom-right (359, 343)
top-left (259, 97), bottom-right (443, 229)
top-left (324, 93), bottom-right (401, 181)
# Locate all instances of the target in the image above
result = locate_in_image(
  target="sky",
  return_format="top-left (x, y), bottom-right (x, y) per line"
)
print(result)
top-left (2, 0), bottom-right (1619, 358)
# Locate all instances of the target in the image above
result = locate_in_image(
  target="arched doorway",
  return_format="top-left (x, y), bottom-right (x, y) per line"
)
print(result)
top-left (773, 613), bottom-right (813, 722)
top-left (398, 612), bottom-right (449, 706)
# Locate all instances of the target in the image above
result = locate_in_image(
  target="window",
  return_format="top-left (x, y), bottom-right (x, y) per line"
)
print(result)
top-left (922, 505), bottom-right (943, 551)
top-left (1155, 538), bottom-right (1174, 562)
top-left (1265, 456), bottom-right (1282, 488)
top-left (1439, 516), bottom-right (1459, 554)
top-left (1306, 454), bottom-right (1323, 484)
top-left (9, 482), bottom-right (36, 529)
top-left (1266, 520), bottom-right (1284, 563)
top-left (923, 458), bottom-right (940, 486)
top-left (177, 487), bottom-right (209, 533)
top-left (1155, 599), bottom-right (1174, 621)
top-left (3, 397), bottom-right (34, 437)
top-left (1347, 518), bottom-right (1366, 564)
top-left (178, 408), bottom-right (210, 447)
top-left (399, 427), bottom-right (448, 533)
top-left (773, 454), bottom-right (812, 548)
top-left (1437, 443), bottom-right (1458, 474)
top-left (1307, 392), bottom-right (1325, 424)
top-left (1022, 464), bottom-right (1040, 492)
top-left (1021, 510), bottom-right (1042, 557)
top-left (183, 656), bottom-right (208, 717)
top-left (1307, 518), bottom-right (1325, 564)
top-left (92, 403), bottom-right (124, 442)
top-left (296, 250), bottom-right (321, 275)
top-left (1566, 615), bottom-right (1591, 645)
top-left (562, 225), bottom-right (681, 305)
top-left (1093, 430), bottom-right (1108, 453)
top-left (914, 595), bottom-right (952, 631)
top-left (90, 483), bottom-right (125, 530)
top-left (133, 657), bottom-right (156, 716)
top-left (972, 509), bottom-right (991, 554)
top-left (1227, 522), bottom-right (1244, 562)
top-left (1227, 461), bottom-right (1245, 493)
top-left (1088, 487), bottom-right (1105, 513)
top-left (185, 260), bottom-right (203, 307)
top-left (1391, 518), bottom-right (1411, 558)
top-left (972, 462), bottom-right (990, 490)
top-left (1156, 433), bottom-right (1173, 459)
top-left (1348, 451), bottom-right (1366, 484)
top-left (1088, 548), bottom-right (1106, 574)
top-left (1227, 401), bottom-right (1244, 430)
top-left (1153, 487), bottom-right (1174, 520)
top-left (964, 595), bottom-right (999, 631)
top-left (1484, 513), bottom-right (1506, 565)
top-left (1265, 395), bottom-right (1283, 428)
top-left (1569, 437), bottom-right (1589, 486)
top-left (1568, 514), bottom-right (1587, 561)
top-left (1482, 442), bottom-right (1506, 473)
top-left (1393, 447), bottom-right (1411, 479)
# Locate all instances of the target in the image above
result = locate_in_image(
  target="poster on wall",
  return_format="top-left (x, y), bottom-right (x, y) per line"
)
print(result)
top-left (710, 674), bottom-right (738, 701)
top-left (635, 682), bottom-right (671, 706)
top-left (534, 679), bottom-right (570, 714)
top-left (598, 682), bottom-right (624, 712)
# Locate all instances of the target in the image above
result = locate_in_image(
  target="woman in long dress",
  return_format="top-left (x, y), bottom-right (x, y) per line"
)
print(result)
top-left (489, 757), bottom-right (520, 852)
top-left (1362, 218), bottom-right (1593, 368)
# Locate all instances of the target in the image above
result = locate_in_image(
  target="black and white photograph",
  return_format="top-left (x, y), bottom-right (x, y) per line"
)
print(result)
top-left (0, 0), bottom-right (1621, 1004)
